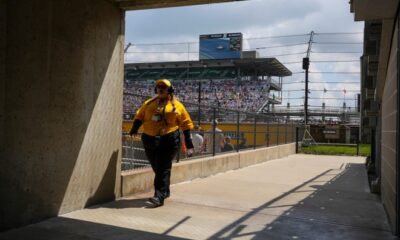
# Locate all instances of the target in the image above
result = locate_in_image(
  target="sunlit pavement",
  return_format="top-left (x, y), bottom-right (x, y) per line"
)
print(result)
top-left (1, 154), bottom-right (397, 240)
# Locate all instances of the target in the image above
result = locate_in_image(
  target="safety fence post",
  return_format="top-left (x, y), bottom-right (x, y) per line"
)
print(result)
top-left (236, 111), bottom-right (240, 152)
top-left (212, 107), bottom-right (216, 157)
top-left (296, 127), bottom-right (299, 153)
top-left (253, 114), bottom-right (257, 149)
top-left (276, 122), bottom-right (280, 146)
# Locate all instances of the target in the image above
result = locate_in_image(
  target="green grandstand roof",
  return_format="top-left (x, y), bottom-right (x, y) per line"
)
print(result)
top-left (125, 58), bottom-right (292, 81)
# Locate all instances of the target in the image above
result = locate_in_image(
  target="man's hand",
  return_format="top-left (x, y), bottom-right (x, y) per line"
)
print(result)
top-left (187, 148), bottom-right (194, 157)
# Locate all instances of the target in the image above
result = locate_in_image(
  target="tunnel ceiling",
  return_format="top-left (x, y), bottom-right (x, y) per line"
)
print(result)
top-left (114, 0), bottom-right (244, 10)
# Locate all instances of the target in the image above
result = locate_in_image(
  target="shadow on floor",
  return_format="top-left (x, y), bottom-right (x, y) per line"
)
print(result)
top-left (1, 163), bottom-right (397, 240)
top-left (207, 163), bottom-right (397, 240)
top-left (91, 197), bottom-right (152, 209)
top-left (0, 217), bottom-right (189, 240)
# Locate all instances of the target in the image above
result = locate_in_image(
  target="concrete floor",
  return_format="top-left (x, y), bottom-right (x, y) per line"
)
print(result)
top-left (1, 154), bottom-right (397, 240)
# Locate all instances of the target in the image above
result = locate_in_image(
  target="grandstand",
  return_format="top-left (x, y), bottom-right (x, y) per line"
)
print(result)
top-left (124, 57), bottom-right (292, 116)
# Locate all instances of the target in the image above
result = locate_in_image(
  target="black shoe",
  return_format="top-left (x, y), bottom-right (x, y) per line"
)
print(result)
top-left (150, 192), bottom-right (170, 200)
top-left (148, 196), bottom-right (164, 207)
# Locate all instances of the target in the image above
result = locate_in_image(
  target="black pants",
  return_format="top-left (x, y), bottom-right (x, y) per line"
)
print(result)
top-left (142, 131), bottom-right (180, 199)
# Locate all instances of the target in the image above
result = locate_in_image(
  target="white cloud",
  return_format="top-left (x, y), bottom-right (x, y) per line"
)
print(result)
top-left (125, 0), bottom-right (363, 110)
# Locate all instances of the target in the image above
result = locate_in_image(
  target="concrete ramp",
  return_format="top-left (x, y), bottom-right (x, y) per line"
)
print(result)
top-left (0, 154), bottom-right (396, 239)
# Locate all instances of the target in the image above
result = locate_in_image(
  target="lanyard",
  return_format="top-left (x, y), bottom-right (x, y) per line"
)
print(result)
top-left (157, 97), bottom-right (177, 135)
top-left (157, 100), bottom-right (169, 135)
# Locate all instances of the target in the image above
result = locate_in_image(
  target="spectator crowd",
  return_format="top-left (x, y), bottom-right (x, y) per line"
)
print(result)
top-left (124, 78), bottom-right (279, 114)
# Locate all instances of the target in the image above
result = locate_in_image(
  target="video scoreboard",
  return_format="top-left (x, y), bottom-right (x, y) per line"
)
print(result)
top-left (199, 33), bottom-right (243, 60)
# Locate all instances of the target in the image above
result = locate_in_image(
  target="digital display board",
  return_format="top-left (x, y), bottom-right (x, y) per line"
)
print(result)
top-left (199, 33), bottom-right (243, 60)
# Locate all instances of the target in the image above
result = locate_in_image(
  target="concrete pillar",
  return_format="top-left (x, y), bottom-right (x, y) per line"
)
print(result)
top-left (0, 0), bottom-right (5, 159)
top-left (0, 0), bottom-right (124, 231)
top-left (0, 1), bottom-right (6, 227)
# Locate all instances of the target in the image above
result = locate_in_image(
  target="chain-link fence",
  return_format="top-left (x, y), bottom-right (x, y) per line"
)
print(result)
top-left (122, 93), bottom-right (298, 171)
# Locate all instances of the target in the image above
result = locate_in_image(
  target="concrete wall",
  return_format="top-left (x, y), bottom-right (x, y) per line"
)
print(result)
top-left (381, 15), bottom-right (399, 232)
top-left (117, 0), bottom-right (241, 10)
top-left (0, 0), bottom-right (7, 230)
top-left (0, 0), bottom-right (124, 231)
top-left (0, 0), bottom-right (5, 165)
top-left (122, 144), bottom-right (296, 196)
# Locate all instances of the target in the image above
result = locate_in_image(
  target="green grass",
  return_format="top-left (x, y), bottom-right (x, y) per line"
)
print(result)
top-left (301, 144), bottom-right (371, 156)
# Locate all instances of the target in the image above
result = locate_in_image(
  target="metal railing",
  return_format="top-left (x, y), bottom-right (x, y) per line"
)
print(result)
top-left (272, 107), bottom-right (359, 114)
top-left (122, 93), bottom-right (298, 171)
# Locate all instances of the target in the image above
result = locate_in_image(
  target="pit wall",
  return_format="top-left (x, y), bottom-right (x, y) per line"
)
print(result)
top-left (121, 143), bottom-right (296, 196)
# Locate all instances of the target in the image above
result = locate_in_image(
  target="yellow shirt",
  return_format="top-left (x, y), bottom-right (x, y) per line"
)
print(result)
top-left (135, 97), bottom-right (194, 137)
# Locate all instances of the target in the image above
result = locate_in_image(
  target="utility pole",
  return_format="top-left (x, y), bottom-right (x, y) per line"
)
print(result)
top-left (198, 81), bottom-right (201, 126)
top-left (303, 31), bottom-right (314, 125)
top-left (124, 42), bottom-right (133, 81)
top-left (124, 42), bottom-right (133, 53)
top-left (301, 31), bottom-right (316, 146)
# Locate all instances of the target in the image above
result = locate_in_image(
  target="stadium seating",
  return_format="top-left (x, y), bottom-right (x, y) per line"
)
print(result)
top-left (124, 78), bottom-right (277, 114)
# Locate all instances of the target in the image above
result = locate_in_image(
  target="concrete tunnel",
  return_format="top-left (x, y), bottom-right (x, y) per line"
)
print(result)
top-left (0, 0), bottom-right (242, 231)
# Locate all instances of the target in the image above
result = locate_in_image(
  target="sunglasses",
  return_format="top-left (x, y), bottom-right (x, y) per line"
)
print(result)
top-left (156, 87), bottom-right (167, 94)
top-left (156, 85), bottom-right (168, 90)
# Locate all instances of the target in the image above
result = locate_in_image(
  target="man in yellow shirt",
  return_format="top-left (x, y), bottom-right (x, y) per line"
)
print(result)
top-left (130, 79), bottom-right (194, 207)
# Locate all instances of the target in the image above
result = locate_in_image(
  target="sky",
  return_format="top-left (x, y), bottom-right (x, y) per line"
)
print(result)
top-left (124, 0), bottom-right (364, 111)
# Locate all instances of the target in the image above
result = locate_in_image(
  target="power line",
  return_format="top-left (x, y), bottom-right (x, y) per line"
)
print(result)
top-left (282, 82), bottom-right (360, 85)
top-left (127, 32), bottom-right (363, 47)
top-left (309, 97), bottom-right (355, 99)
top-left (280, 104), bottom-right (359, 107)
top-left (245, 33), bottom-right (311, 40)
top-left (127, 51), bottom-right (198, 54)
top-left (127, 51), bottom-right (309, 58)
top-left (262, 52), bottom-right (307, 57)
top-left (126, 43), bottom-right (308, 54)
top-left (310, 89), bottom-right (360, 92)
top-left (311, 60), bottom-right (360, 63)
top-left (281, 61), bottom-right (303, 64)
top-left (309, 71), bottom-right (360, 74)
top-left (309, 81), bottom-right (360, 84)
top-left (129, 41), bottom-right (197, 46)
top-left (280, 105), bottom-right (304, 107)
top-left (282, 81), bottom-right (304, 84)
top-left (292, 72), bottom-right (305, 74)
top-left (128, 33), bottom-right (311, 46)
top-left (252, 42), bottom-right (308, 50)
top-left (308, 105), bottom-right (358, 108)
top-left (311, 51), bottom-right (362, 54)
top-left (282, 89), bottom-right (360, 92)
top-left (314, 32), bottom-right (363, 35)
top-left (284, 97), bottom-right (358, 101)
top-left (313, 41), bottom-right (363, 45)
